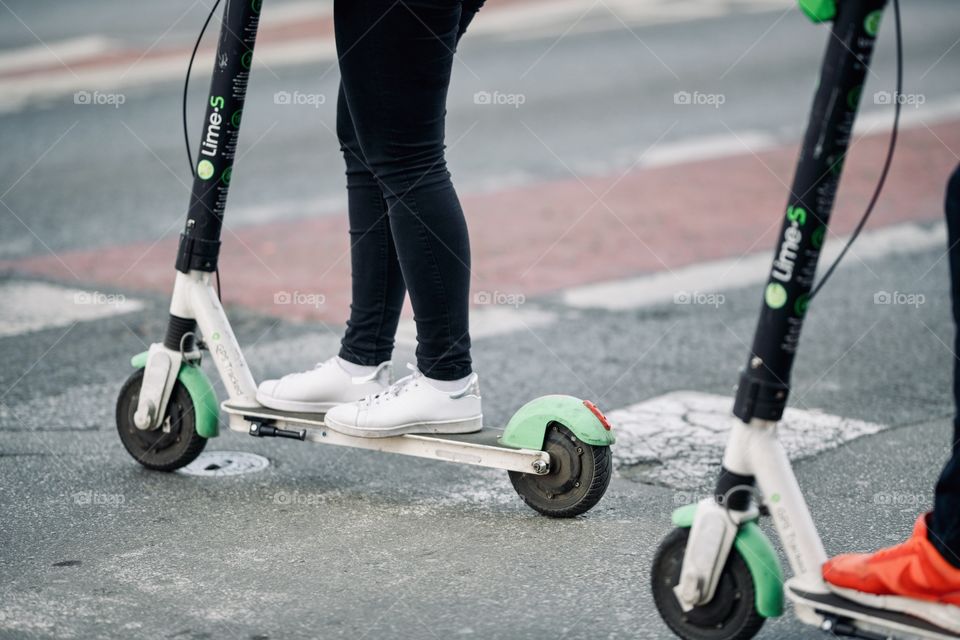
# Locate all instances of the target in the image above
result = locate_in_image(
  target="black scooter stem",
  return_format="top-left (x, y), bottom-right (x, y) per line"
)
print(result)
top-left (733, 0), bottom-right (888, 424)
top-left (176, 0), bottom-right (263, 274)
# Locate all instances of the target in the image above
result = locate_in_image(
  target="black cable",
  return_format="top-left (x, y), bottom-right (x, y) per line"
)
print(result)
top-left (183, 0), bottom-right (224, 302)
top-left (183, 0), bottom-right (222, 177)
top-left (808, 0), bottom-right (902, 300)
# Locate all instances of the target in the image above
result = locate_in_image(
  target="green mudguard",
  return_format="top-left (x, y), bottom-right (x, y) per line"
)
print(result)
top-left (131, 351), bottom-right (220, 438)
top-left (500, 394), bottom-right (615, 450)
top-left (672, 503), bottom-right (785, 618)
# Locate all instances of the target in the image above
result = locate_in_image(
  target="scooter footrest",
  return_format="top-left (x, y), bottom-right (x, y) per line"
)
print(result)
top-left (788, 585), bottom-right (956, 640)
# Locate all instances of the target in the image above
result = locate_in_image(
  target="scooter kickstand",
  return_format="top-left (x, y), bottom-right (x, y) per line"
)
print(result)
top-left (249, 422), bottom-right (307, 441)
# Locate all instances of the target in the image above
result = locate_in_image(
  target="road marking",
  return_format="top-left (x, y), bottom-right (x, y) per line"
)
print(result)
top-left (563, 221), bottom-right (946, 310)
top-left (608, 391), bottom-right (884, 488)
top-left (0, 281), bottom-right (143, 338)
top-left (0, 36), bottom-right (117, 75)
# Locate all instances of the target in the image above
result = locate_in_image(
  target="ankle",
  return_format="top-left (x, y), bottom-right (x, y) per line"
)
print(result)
top-left (337, 356), bottom-right (387, 377)
top-left (423, 372), bottom-right (475, 393)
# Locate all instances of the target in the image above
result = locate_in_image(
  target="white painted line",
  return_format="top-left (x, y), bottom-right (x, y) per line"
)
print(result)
top-left (608, 391), bottom-right (884, 488)
top-left (0, 281), bottom-right (144, 338)
top-left (0, 36), bottom-right (117, 75)
top-left (563, 221), bottom-right (946, 310)
top-left (641, 131), bottom-right (778, 168)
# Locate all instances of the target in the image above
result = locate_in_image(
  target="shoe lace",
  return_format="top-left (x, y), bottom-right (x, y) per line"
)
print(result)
top-left (365, 363), bottom-right (420, 406)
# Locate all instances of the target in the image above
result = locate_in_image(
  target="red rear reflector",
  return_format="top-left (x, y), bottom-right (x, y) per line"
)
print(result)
top-left (583, 400), bottom-right (612, 430)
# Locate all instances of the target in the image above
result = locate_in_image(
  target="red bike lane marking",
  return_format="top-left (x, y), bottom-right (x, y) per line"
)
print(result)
top-left (3, 119), bottom-right (957, 322)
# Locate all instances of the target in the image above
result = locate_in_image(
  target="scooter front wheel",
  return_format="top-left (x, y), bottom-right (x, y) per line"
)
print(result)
top-left (508, 423), bottom-right (611, 517)
top-left (116, 369), bottom-right (207, 471)
top-left (651, 527), bottom-right (765, 640)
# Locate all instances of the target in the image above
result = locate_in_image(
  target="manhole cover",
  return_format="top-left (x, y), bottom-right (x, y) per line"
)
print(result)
top-left (178, 451), bottom-right (270, 477)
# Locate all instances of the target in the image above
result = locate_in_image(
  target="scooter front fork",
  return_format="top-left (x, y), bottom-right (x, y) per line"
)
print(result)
top-left (674, 418), bottom-right (829, 611)
top-left (133, 270), bottom-right (258, 430)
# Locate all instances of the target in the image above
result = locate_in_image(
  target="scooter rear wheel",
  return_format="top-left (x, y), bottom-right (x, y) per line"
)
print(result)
top-left (651, 527), bottom-right (765, 640)
top-left (116, 369), bottom-right (207, 471)
top-left (508, 423), bottom-right (611, 518)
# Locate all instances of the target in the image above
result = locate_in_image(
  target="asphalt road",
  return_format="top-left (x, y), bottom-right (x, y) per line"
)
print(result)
top-left (3, 1), bottom-right (960, 639)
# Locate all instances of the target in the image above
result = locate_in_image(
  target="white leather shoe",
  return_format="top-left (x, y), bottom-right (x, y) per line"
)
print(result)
top-left (256, 357), bottom-right (390, 413)
top-left (324, 364), bottom-right (482, 438)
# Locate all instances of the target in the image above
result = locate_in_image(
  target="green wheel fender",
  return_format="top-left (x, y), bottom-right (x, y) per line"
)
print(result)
top-left (499, 394), bottom-right (615, 450)
top-left (797, 0), bottom-right (836, 23)
top-left (131, 351), bottom-right (220, 438)
top-left (672, 503), bottom-right (784, 618)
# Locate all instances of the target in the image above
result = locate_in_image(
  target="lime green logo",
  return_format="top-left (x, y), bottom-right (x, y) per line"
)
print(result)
top-left (847, 85), bottom-right (862, 110)
top-left (241, 50), bottom-right (253, 69)
top-left (864, 10), bottom-right (882, 37)
top-left (251, 0), bottom-right (262, 12)
top-left (197, 160), bottom-right (214, 180)
top-left (765, 282), bottom-right (788, 309)
top-left (794, 294), bottom-right (810, 316)
top-left (787, 205), bottom-right (806, 226)
top-left (211, 331), bottom-right (221, 341)
top-left (812, 226), bottom-right (826, 249)
top-left (231, 109), bottom-right (242, 128)
top-left (221, 167), bottom-right (232, 185)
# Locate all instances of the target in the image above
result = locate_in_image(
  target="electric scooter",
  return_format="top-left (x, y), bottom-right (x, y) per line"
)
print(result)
top-left (651, 0), bottom-right (957, 638)
top-left (114, 0), bottom-right (615, 518)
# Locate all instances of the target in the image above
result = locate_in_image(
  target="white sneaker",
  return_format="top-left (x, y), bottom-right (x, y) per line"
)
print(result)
top-left (324, 364), bottom-right (483, 438)
top-left (256, 356), bottom-right (390, 413)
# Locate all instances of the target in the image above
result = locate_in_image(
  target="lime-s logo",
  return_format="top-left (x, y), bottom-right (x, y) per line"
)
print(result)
top-left (864, 10), bottom-right (883, 37)
top-left (201, 96), bottom-right (225, 159)
top-left (772, 205), bottom-right (806, 284)
top-left (786, 205), bottom-right (806, 225)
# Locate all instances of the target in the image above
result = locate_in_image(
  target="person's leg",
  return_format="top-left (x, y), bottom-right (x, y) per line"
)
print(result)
top-left (333, 0), bottom-right (472, 382)
top-left (930, 163), bottom-right (960, 567)
top-left (336, 82), bottom-right (407, 368)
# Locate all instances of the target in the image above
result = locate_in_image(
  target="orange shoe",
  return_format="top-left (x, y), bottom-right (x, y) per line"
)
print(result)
top-left (822, 513), bottom-right (960, 634)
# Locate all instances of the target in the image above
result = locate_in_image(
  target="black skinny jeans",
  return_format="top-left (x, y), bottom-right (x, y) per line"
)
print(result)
top-left (334, 0), bottom-right (483, 381)
top-left (932, 163), bottom-right (960, 567)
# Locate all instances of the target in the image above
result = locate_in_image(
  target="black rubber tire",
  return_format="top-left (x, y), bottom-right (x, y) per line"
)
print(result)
top-left (116, 368), bottom-right (207, 472)
top-left (651, 527), bottom-right (766, 640)
top-left (508, 423), bottom-right (612, 518)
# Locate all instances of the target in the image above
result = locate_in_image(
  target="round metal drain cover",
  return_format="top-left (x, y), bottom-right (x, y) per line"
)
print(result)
top-left (178, 451), bottom-right (270, 477)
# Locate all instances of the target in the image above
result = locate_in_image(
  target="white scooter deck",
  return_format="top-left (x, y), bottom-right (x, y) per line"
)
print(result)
top-left (787, 580), bottom-right (956, 640)
top-left (221, 401), bottom-right (551, 476)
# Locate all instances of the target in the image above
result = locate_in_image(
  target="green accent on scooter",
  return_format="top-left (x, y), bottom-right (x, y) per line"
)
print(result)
top-left (672, 504), bottom-right (785, 618)
top-left (131, 351), bottom-right (220, 438)
top-left (797, 0), bottom-right (836, 23)
top-left (500, 394), bottom-right (616, 450)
